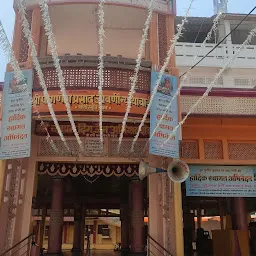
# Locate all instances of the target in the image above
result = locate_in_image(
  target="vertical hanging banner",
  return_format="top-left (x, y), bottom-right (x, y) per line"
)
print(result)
top-left (149, 72), bottom-right (179, 158)
top-left (0, 70), bottom-right (33, 159)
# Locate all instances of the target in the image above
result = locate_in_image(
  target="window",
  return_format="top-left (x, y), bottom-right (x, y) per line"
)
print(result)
top-left (102, 228), bottom-right (110, 238)
top-left (44, 226), bottom-right (49, 238)
top-left (98, 225), bottom-right (108, 235)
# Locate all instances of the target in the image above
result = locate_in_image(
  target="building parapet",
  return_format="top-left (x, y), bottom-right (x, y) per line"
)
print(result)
top-left (176, 42), bottom-right (256, 68)
top-left (14, 0), bottom-right (173, 14)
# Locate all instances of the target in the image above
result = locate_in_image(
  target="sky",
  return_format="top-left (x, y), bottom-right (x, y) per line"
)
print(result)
top-left (0, 0), bottom-right (255, 82)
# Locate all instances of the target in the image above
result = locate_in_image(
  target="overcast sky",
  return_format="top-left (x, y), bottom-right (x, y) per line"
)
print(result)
top-left (0, 0), bottom-right (255, 81)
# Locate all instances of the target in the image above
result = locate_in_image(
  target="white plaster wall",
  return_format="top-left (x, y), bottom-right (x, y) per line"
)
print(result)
top-left (45, 4), bottom-right (146, 58)
top-left (178, 66), bottom-right (256, 89)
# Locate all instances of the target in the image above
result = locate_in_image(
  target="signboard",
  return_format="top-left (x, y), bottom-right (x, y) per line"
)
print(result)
top-left (35, 121), bottom-right (150, 138)
top-left (0, 70), bottom-right (33, 159)
top-left (33, 90), bottom-right (149, 118)
top-left (186, 165), bottom-right (256, 197)
top-left (149, 72), bottom-right (179, 158)
top-left (84, 138), bottom-right (107, 156)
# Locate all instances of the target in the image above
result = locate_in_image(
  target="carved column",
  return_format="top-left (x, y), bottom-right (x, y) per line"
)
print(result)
top-left (47, 177), bottom-right (64, 255)
top-left (80, 204), bottom-right (86, 254)
top-left (121, 204), bottom-right (130, 256)
top-left (183, 204), bottom-right (195, 256)
top-left (0, 160), bottom-right (22, 250)
top-left (39, 207), bottom-right (47, 250)
top-left (231, 198), bottom-right (248, 231)
top-left (129, 179), bottom-right (145, 256)
top-left (72, 203), bottom-right (83, 256)
top-left (121, 179), bottom-right (130, 256)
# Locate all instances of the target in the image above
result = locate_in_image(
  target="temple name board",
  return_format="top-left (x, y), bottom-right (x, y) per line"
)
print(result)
top-left (32, 89), bottom-right (149, 118)
top-left (35, 121), bottom-right (150, 138)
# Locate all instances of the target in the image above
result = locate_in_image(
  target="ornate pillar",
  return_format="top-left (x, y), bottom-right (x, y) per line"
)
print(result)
top-left (72, 203), bottom-right (83, 256)
top-left (183, 204), bottom-right (195, 256)
top-left (129, 179), bottom-right (145, 256)
top-left (80, 204), bottom-right (86, 254)
top-left (231, 198), bottom-right (248, 231)
top-left (148, 174), bottom-right (164, 256)
top-left (47, 177), bottom-right (64, 255)
top-left (121, 179), bottom-right (129, 256)
top-left (39, 207), bottom-right (47, 250)
top-left (121, 204), bottom-right (129, 255)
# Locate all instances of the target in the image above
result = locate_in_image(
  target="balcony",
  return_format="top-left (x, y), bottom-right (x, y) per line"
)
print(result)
top-left (35, 55), bottom-right (151, 92)
top-left (175, 42), bottom-right (256, 69)
top-left (15, 0), bottom-right (172, 14)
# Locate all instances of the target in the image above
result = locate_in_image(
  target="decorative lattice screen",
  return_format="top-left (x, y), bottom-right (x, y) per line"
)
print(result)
top-left (39, 138), bottom-right (79, 156)
top-left (228, 142), bottom-right (256, 160)
top-left (204, 140), bottom-right (223, 159)
top-left (34, 67), bottom-right (150, 92)
top-left (108, 139), bottom-right (147, 158)
top-left (39, 138), bottom-right (148, 158)
top-left (180, 140), bottom-right (199, 159)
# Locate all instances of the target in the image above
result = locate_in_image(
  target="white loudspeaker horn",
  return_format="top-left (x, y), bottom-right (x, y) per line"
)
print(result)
top-left (138, 161), bottom-right (166, 180)
top-left (138, 160), bottom-right (189, 183)
top-left (167, 160), bottom-right (190, 183)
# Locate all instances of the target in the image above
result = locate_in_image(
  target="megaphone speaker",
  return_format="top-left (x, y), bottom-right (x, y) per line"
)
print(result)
top-left (138, 161), bottom-right (166, 180)
top-left (138, 160), bottom-right (189, 183)
top-left (167, 160), bottom-right (190, 183)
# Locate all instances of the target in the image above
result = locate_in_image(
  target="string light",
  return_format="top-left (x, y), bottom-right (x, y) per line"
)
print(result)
top-left (17, 0), bottom-right (71, 153)
top-left (0, 20), bottom-right (60, 154)
top-left (117, 0), bottom-right (155, 153)
top-left (97, 0), bottom-right (106, 147)
top-left (130, 0), bottom-right (195, 152)
top-left (163, 25), bottom-right (256, 145)
top-left (147, 13), bottom-right (222, 147)
top-left (38, 0), bottom-right (84, 153)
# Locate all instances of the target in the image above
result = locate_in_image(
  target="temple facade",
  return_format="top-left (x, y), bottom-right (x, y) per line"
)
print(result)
top-left (0, 1), bottom-right (256, 256)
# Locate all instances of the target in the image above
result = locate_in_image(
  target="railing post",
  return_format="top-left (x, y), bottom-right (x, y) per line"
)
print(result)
top-left (30, 245), bottom-right (40, 256)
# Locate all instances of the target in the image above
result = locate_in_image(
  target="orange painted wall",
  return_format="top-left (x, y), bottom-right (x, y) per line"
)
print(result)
top-left (181, 116), bottom-right (256, 165)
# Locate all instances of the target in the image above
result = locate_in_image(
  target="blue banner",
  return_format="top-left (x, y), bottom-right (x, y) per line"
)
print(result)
top-left (186, 165), bottom-right (256, 197)
top-left (149, 72), bottom-right (179, 158)
top-left (0, 70), bottom-right (33, 159)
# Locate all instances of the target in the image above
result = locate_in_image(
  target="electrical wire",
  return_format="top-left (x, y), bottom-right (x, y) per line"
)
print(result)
top-left (180, 5), bottom-right (256, 78)
top-left (164, 24), bottom-right (256, 145)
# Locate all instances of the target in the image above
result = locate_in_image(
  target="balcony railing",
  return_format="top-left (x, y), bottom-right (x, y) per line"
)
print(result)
top-left (175, 42), bottom-right (256, 68)
top-left (34, 55), bottom-right (151, 92)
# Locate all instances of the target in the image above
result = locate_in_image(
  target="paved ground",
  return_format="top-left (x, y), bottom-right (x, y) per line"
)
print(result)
top-left (90, 250), bottom-right (120, 256)
top-left (63, 250), bottom-right (120, 256)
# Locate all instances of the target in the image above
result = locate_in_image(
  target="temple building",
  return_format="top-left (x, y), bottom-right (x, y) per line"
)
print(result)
top-left (0, 1), bottom-right (256, 256)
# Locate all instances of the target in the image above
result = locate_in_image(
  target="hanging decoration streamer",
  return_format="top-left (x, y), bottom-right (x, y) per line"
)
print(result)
top-left (130, 0), bottom-right (195, 152)
top-left (163, 26), bottom-right (256, 145)
top-left (17, 0), bottom-right (71, 153)
top-left (0, 20), bottom-right (59, 154)
top-left (97, 0), bottom-right (106, 146)
top-left (38, 0), bottom-right (84, 153)
top-left (117, 0), bottom-right (155, 153)
top-left (147, 13), bottom-right (222, 146)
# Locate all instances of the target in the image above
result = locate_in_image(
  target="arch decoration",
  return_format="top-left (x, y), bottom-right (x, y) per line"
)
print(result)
top-left (37, 162), bottom-right (139, 177)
